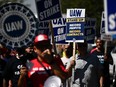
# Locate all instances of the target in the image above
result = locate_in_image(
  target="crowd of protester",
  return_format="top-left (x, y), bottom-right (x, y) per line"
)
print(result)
top-left (0, 34), bottom-right (115, 87)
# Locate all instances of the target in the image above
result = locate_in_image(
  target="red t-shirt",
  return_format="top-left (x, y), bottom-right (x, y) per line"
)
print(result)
top-left (27, 56), bottom-right (66, 87)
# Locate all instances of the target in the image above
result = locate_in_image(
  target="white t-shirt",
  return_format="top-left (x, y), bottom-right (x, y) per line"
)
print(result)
top-left (73, 54), bottom-right (103, 87)
top-left (61, 57), bottom-right (70, 67)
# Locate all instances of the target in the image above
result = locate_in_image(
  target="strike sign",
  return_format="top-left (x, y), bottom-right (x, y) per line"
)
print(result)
top-left (66, 9), bottom-right (85, 42)
top-left (35, 0), bottom-right (62, 21)
top-left (104, 0), bottom-right (116, 34)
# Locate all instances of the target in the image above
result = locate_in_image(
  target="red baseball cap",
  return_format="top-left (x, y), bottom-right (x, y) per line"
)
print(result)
top-left (34, 34), bottom-right (49, 45)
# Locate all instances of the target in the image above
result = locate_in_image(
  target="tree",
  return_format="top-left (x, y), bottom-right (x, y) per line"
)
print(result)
top-left (61, 0), bottom-right (104, 37)
top-left (0, 0), bottom-right (24, 6)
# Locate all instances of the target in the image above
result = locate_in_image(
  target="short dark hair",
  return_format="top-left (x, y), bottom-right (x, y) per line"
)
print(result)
top-left (77, 40), bottom-right (87, 48)
top-left (96, 38), bottom-right (104, 44)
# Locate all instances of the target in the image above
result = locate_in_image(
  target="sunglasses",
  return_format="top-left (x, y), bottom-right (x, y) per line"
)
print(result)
top-left (35, 44), bottom-right (52, 52)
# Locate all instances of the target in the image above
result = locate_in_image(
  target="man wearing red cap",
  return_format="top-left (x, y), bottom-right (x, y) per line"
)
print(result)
top-left (18, 34), bottom-right (73, 87)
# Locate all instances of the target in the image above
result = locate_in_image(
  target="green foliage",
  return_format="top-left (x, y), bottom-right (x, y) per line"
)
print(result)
top-left (0, 0), bottom-right (24, 6)
top-left (61, 0), bottom-right (104, 37)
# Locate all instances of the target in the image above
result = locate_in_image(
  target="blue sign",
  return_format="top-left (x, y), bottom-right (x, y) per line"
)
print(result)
top-left (53, 26), bottom-right (67, 44)
top-left (52, 15), bottom-right (68, 44)
top-left (112, 35), bottom-right (116, 39)
top-left (35, 0), bottom-right (62, 21)
top-left (66, 9), bottom-right (85, 42)
top-left (104, 0), bottom-right (116, 34)
top-left (83, 17), bottom-right (96, 43)
top-left (66, 22), bottom-right (85, 42)
top-left (84, 28), bottom-right (95, 43)
top-left (100, 11), bottom-right (116, 40)
top-left (0, 3), bottom-right (37, 48)
top-left (37, 21), bottom-right (50, 35)
top-left (38, 21), bottom-right (49, 29)
top-left (85, 18), bottom-right (96, 29)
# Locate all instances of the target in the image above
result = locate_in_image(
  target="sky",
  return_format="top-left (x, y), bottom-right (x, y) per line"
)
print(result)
top-left (23, 0), bottom-right (37, 17)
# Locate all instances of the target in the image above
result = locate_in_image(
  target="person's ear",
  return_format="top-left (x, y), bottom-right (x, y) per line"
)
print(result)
top-left (33, 46), bottom-right (37, 53)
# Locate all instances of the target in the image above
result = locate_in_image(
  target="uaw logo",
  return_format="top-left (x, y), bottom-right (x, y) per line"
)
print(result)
top-left (0, 3), bottom-right (37, 48)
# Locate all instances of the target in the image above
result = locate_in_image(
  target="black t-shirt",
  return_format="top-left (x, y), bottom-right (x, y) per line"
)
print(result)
top-left (3, 56), bottom-right (23, 87)
top-left (0, 58), bottom-right (6, 86)
top-left (0, 58), bottom-right (6, 76)
top-left (92, 50), bottom-right (105, 64)
top-left (91, 50), bottom-right (110, 74)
